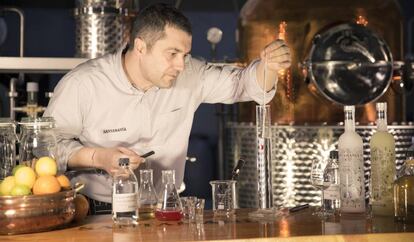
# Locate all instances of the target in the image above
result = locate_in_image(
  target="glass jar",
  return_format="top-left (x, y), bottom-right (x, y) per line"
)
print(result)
top-left (18, 117), bottom-right (58, 169)
top-left (0, 118), bottom-right (17, 180)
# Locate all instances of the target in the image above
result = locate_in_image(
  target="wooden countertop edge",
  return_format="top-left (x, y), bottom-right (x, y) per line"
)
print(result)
top-left (200, 233), bottom-right (414, 242)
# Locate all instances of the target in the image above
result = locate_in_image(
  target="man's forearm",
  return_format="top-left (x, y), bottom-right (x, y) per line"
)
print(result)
top-left (256, 61), bottom-right (278, 92)
top-left (68, 147), bottom-right (98, 169)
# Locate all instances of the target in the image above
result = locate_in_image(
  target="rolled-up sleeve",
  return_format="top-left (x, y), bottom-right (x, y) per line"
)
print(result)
top-left (43, 73), bottom-right (88, 172)
top-left (192, 58), bottom-right (276, 104)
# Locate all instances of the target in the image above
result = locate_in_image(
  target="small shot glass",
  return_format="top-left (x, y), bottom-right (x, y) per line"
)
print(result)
top-left (195, 198), bottom-right (205, 221)
top-left (180, 196), bottom-right (197, 222)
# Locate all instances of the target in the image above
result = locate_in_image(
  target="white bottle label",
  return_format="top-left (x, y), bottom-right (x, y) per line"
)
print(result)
top-left (113, 193), bottom-right (137, 213)
top-left (324, 184), bottom-right (340, 200)
top-left (339, 148), bottom-right (365, 212)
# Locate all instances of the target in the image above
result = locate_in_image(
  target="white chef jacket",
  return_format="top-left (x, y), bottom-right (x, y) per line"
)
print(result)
top-left (44, 47), bottom-right (275, 203)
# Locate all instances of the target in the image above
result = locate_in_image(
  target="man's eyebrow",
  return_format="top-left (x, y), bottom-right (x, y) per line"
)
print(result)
top-left (166, 48), bottom-right (190, 55)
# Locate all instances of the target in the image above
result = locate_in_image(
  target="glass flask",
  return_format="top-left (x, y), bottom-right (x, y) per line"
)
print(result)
top-left (112, 158), bottom-right (139, 226)
top-left (155, 170), bottom-right (183, 221)
top-left (0, 119), bottom-right (17, 180)
top-left (138, 169), bottom-right (158, 219)
top-left (18, 117), bottom-right (58, 169)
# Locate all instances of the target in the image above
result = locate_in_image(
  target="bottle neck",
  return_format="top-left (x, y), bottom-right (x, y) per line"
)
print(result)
top-left (376, 110), bottom-right (388, 132)
top-left (344, 110), bottom-right (355, 132)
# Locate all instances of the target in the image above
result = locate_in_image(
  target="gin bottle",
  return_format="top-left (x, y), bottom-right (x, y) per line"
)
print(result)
top-left (338, 106), bottom-right (365, 214)
top-left (370, 102), bottom-right (395, 216)
top-left (112, 158), bottom-right (139, 226)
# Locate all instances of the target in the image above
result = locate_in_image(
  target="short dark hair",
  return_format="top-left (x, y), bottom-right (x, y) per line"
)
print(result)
top-left (129, 3), bottom-right (192, 50)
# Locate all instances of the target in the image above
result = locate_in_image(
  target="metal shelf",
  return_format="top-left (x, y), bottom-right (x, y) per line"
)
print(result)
top-left (0, 57), bottom-right (89, 73)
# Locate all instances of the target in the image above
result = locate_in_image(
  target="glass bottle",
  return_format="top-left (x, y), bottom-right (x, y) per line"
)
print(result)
top-left (394, 150), bottom-right (414, 223)
top-left (0, 119), bottom-right (17, 180)
top-left (338, 105), bottom-right (366, 214)
top-left (138, 169), bottom-right (158, 219)
top-left (112, 158), bottom-right (139, 226)
top-left (155, 170), bottom-right (183, 221)
top-left (370, 102), bottom-right (395, 216)
top-left (324, 150), bottom-right (340, 215)
top-left (18, 117), bottom-right (58, 169)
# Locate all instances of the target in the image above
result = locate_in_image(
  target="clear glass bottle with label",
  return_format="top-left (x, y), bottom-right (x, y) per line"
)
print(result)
top-left (138, 169), bottom-right (158, 219)
top-left (394, 150), bottom-right (414, 223)
top-left (370, 102), bottom-right (395, 216)
top-left (112, 158), bottom-right (139, 226)
top-left (338, 105), bottom-right (366, 214)
top-left (324, 150), bottom-right (340, 215)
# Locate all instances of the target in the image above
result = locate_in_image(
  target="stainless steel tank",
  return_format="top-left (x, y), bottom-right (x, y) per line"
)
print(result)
top-left (74, 0), bottom-right (136, 58)
top-left (237, 0), bottom-right (404, 124)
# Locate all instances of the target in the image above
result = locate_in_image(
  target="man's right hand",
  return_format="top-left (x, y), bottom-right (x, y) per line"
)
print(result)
top-left (93, 147), bottom-right (144, 175)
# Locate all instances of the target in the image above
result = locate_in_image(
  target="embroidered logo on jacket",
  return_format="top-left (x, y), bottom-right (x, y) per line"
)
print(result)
top-left (102, 127), bottom-right (127, 134)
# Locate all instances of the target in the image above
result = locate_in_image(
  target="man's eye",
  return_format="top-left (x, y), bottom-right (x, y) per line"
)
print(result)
top-left (170, 52), bottom-right (177, 57)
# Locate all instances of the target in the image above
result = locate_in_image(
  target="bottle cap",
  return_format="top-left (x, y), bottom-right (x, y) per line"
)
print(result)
top-left (329, 150), bottom-right (338, 159)
top-left (26, 82), bottom-right (39, 92)
top-left (344, 105), bottom-right (355, 112)
top-left (376, 102), bottom-right (387, 111)
top-left (119, 157), bottom-right (130, 166)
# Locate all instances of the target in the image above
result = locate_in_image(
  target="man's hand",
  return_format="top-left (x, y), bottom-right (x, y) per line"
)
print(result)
top-left (93, 147), bottom-right (144, 175)
top-left (257, 39), bottom-right (291, 91)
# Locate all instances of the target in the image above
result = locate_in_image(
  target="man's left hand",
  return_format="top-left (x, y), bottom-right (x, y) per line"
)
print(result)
top-left (260, 39), bottom-right (291, 72)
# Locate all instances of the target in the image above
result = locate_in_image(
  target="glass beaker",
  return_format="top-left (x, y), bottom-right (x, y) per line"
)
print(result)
top-left (138, 169), bottom-right (158, 219)
top-left (18, 117), bottom-right (58, 169)
top-left (210, 180), bottom-right (237, 216)
top-left (155, 170), bottom-right (183, 221)
top-left (0, 119), bottom-right (17, 180)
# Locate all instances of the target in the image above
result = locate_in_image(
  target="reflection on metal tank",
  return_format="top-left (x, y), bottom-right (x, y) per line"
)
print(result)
top-left (238, 0), bottom-right (403, 124)
top-left (74, 0), bottom-right (136, 58)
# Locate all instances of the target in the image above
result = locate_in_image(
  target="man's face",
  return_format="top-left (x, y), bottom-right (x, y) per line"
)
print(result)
top-left (139, 26), bottom-right (192, 88)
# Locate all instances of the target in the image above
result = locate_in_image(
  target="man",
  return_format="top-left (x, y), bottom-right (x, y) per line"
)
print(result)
top-left (44, 3), bottom-right (290, 214)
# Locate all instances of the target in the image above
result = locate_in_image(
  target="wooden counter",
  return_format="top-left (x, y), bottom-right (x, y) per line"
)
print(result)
top-left (2, 208), bottom-right (414, 242)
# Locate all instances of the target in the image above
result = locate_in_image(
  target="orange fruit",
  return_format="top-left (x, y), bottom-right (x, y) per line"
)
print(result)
top-left (56, 175), bottom-right (71, 189)
top-left (0, 176), bottom-right (16, 196)
top-left (35, 156), bottom-right (57, 177)
top-left (32, 175), bottom-right (61, 195)
top-left (15, 167), bottom-right (37, 189)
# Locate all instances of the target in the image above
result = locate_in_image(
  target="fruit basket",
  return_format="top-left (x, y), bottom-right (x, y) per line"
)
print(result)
top-left (0, 184), bottom-right (83, 235)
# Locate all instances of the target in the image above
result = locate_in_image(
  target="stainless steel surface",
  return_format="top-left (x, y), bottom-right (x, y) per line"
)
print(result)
top-left (2, 8), bottom-right (24, 57)
top-left (305, 23), bottom-right (393, 106)
top-left (74, 0), bottom-right (136, 58)
top-left (0, 57), bottom-right (88, 73)
top-left (225, 122), bottom-right (414, 208)
top-left (0, 189), bottom-right (76, 235)
top-left (238, 0), bottom-right (404, 124)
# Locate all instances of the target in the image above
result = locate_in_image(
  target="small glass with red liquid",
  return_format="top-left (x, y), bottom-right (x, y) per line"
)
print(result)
top-left (155, 170), bottom-right (183, 221)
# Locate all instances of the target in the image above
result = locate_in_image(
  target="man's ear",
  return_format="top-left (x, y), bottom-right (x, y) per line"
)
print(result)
top-left (134, 37), bottom-right (147, 54)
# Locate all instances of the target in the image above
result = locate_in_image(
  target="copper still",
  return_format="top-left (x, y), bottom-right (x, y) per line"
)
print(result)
top-left (237, 0), bottom-right (404, 124)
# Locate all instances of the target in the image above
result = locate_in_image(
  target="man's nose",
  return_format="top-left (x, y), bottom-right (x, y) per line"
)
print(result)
top-left (174, 57), bottom-right (185, 72)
